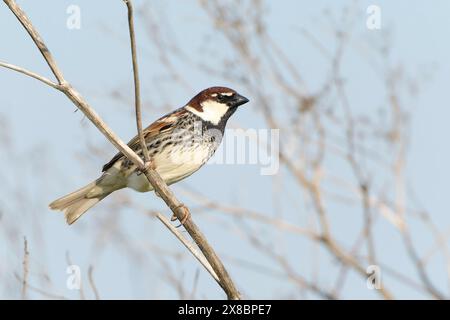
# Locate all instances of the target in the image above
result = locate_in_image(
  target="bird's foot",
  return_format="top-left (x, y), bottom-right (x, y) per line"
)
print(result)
top-left (171, 203), bottom-right (191, 227)
top-left (138, 160), bottom-right (153, 176)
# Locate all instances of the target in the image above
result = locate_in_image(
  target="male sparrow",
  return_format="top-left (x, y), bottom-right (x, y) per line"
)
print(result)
top-left (49, 87), bottom-right (249, 224)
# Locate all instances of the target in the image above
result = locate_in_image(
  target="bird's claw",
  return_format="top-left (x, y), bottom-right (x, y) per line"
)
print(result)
top-left (171, 203), bottom-right (191, 227)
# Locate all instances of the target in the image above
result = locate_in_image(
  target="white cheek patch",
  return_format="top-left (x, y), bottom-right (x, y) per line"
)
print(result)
top-left (186, 100), bottom-right (229, 125)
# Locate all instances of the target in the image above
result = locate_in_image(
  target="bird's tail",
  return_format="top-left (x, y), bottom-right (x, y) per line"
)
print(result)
top-left (49, 179), bottom-right (111, 225)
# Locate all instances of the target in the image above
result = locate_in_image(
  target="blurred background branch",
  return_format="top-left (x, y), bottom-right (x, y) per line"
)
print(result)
top-left (0, 0), bottom-right (448, 299)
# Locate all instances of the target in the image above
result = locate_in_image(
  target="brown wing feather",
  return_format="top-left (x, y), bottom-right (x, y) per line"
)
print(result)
top-left (102, 108), bottom-right (187, 172)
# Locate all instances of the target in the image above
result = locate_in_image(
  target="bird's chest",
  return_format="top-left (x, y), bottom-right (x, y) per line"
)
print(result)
top-left (155, 127), bottom-right (220, 178)
top-left (125, 122), bottom-right (222, 192)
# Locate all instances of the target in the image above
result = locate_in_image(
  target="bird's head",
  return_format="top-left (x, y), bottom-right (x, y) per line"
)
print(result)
top-left (185, 86), bottom-right (249, 125)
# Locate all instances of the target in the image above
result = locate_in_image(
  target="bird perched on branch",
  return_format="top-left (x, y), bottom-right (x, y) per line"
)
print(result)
top-left (49, 87), bottom-right (249, 225)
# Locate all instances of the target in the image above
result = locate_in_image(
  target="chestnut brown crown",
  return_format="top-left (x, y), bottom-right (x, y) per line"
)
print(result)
top-left (187, 86), bottom-right (249, 112)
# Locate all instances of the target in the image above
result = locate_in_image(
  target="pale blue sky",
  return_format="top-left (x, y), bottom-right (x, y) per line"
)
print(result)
top-left (1, 0), bottom-right (449, 299)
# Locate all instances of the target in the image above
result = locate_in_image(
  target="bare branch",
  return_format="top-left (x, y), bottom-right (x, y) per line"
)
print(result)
top-left (15, 273), bottom-right (68, 300)
top-left (21, 237), bottom-right (29, 299)
top-left (88, 265), bottom-right (100, 300)
top-left (155, 212), bottom-right (220, 283)
top-left (142, 169), bottom-right (241, 299)
top-left (123, 0), bottom-right (150, 163)
top-left (0, 61), bottom-right (59, 89)
top-left (403, 229), bottom-right (445, 299)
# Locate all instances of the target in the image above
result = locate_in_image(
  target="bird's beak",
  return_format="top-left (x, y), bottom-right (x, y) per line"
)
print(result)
top-left (232, 94), bottom-right (249, 107)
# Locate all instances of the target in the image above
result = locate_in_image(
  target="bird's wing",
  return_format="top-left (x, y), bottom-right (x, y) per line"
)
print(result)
top-left (102, 108), bottom-right (187, 172)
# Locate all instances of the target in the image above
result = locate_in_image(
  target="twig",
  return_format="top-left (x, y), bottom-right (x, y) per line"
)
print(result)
top-left (403, 229), bottom-right (445, 299)
top-left (0, 61), bottom-right (59, 89)
top-left (123, 0), bottom-right (150, 163)
top-left (21, 237), bottom-right (29, 299)
top-left (190, 269), bottom-right (200, 299)
top-left (88, 265), bottom-right (100, 300)
top-left (2, 0), bottom-right (240, 300)
top-left (155, 212), bottom-right (220, 283)
top-left (142, 169), bottom-right (240, 299)
top-left (15, 273), bottom-right (68, 300)
top-left (180, 187), bottom-right (320, 240)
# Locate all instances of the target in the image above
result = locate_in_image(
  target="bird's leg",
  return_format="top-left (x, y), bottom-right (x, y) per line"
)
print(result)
top-left (171, 203), bottom-right (191, 227)
top-left (139, 157), bottom-right (156, 175)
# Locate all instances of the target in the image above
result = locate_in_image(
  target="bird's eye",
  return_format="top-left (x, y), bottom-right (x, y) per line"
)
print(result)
top-left (216, 93), bottom-right (230, 102)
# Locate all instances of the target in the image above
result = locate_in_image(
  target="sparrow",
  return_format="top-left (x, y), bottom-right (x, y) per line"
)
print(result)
top-left (49, 86), bottom-right (249, 224)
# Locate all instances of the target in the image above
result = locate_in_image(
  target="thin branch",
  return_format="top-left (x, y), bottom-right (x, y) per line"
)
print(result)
top-left (155, 212), bottom-right (220, 283)
top-left (2, 0), bottom-right (240, 300)
top-left (0, 61), bottom-right (60, 89)
top-left (180, 187), bottom-right (319, 240)
top-left (403, 229), bottom-right (446, 299)
top-left (190, 269), bottom-right (201, 299)
top-left (124, 0), bottom-right (150, 163)
top-left (88, 265), bottom-right (100, 300)
top-left (141, 169), bottom-right (240, 299)
top-left (21, 237), bottom-right (29, 299)
top-left (15, 273), bottom-right (68, 300)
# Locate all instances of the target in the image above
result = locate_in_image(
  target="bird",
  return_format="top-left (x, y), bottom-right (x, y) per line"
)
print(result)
top-left (49, 86), bottom-right (249, 225)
